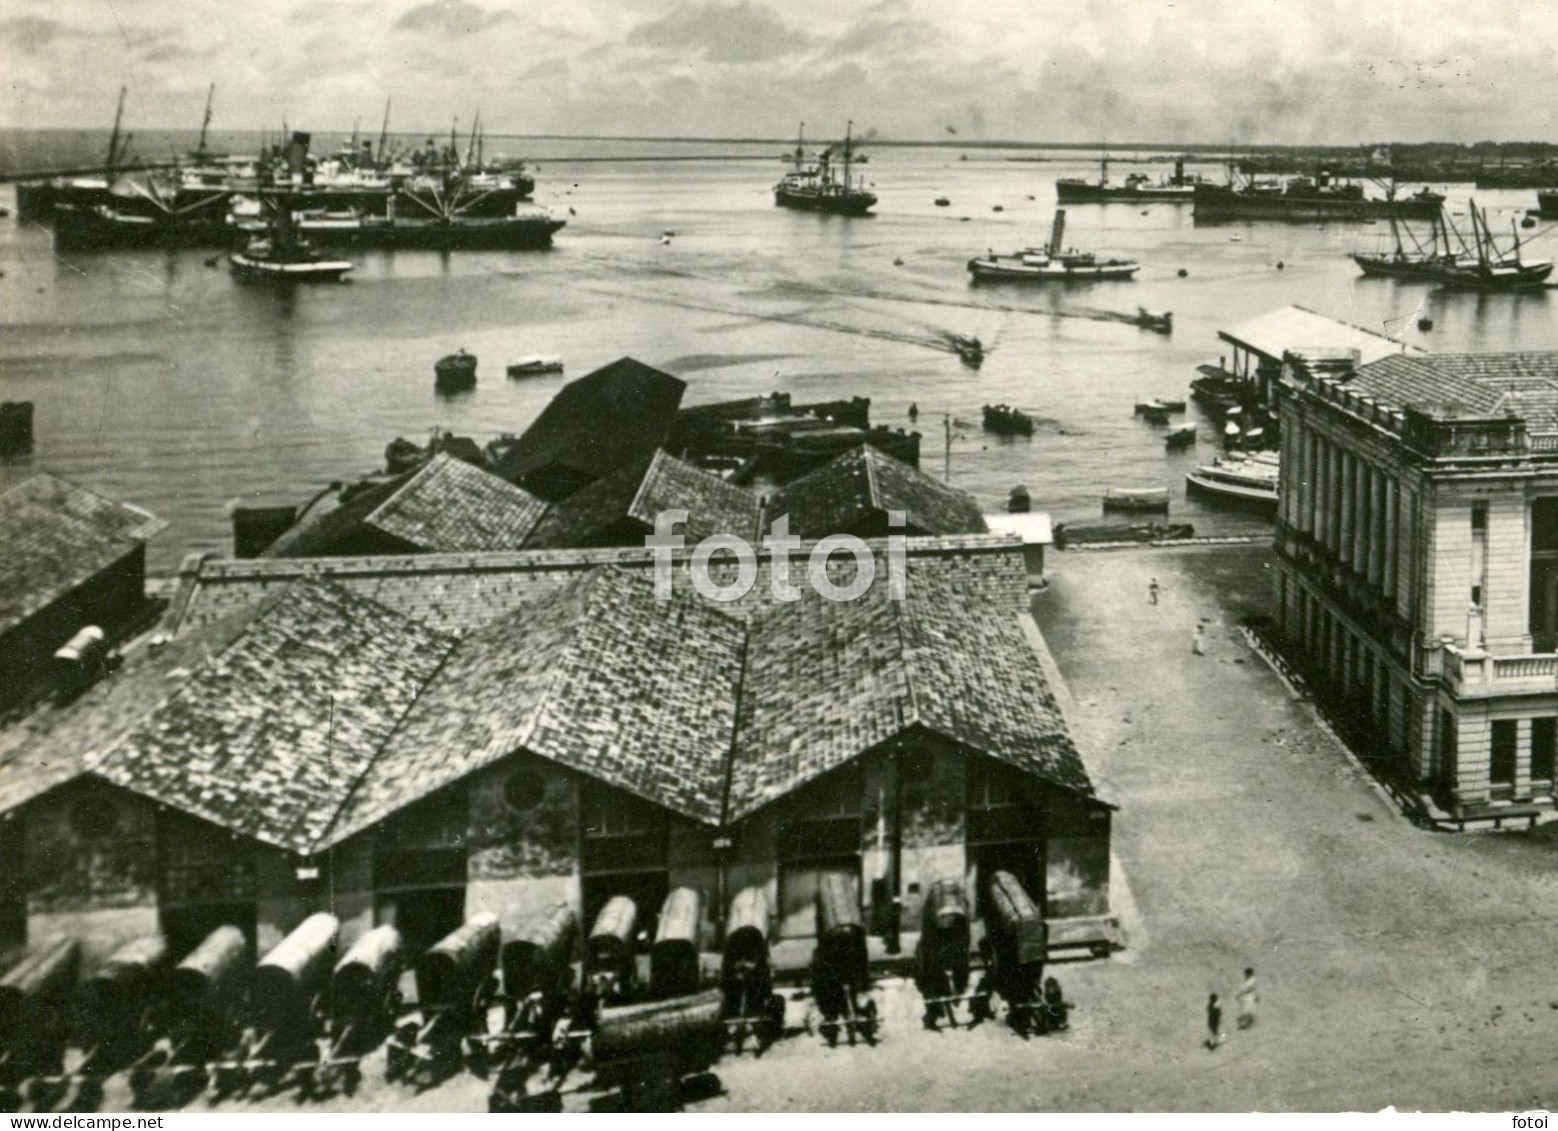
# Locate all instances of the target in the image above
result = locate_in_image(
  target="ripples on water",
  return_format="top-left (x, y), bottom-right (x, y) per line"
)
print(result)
top-left (3, 132), bottom-right (1556, 571)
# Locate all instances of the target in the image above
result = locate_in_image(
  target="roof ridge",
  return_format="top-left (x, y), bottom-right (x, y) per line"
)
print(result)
top-left (314, 627), bottom-right (462, 851)
top-left (860, 444), bottom-right (883, 511)
top-left (362, 455), bottom-right (441, 527)
top-left (626, 449), bottom-right (664, 523)
top-left (718, 617), bottom-right (753, 827)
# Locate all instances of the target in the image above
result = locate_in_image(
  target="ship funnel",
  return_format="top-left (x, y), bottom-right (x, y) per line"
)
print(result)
top-left (1174, 157), bottom-right (1185, 185)
top-left (1048, 209), bottom-right (1067, 256)
top-left (286, 131), bottom-right (313, 184)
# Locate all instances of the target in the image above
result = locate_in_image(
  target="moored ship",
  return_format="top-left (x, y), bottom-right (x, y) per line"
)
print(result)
top-left (773, 122), bottom-right (877, 215)
top-left (1185, 453), bottom-right (1279, 512)
top-left (1056, 156), bottom-right (1210, 204)
top-left (1193, 173), bottom-right (1443, 224)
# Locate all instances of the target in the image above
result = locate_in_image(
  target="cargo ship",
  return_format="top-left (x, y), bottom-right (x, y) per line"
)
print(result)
top-left (773, 122), bottom-right (877, 215)
top-left (1056, 156), bottom-right (1210, 204)
top-left (1193, 174), bottom-right (1443, 224)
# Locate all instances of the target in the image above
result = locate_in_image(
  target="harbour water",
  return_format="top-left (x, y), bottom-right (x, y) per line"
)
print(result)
top-left (3, 131), bottom-right (1557, 572)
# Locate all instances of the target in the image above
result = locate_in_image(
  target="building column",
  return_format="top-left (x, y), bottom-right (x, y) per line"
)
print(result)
top-left (1517, 718), bottom-right (1533, 801)
top-left (1302, 427), bottom-right (1318, 536)
top-left (1338, 451), bottom-right (1356, 566)
top-left (1383, 477), bottom-right (1399, 601)
top-left (1369, 468), bottom-right (1387, 588)
top-left (1314, 435), bottom-right (1331, 549)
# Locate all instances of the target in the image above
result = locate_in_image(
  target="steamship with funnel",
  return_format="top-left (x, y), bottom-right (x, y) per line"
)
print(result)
top-left (773, 122), bottom-right (877, 215)
top-left (967, 210), bottom-right (1140, 281)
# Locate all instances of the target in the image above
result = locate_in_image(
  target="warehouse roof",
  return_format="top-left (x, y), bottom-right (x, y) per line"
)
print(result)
top-left (728, 568), bottom-right (1091, 819)
top-left (0, 470), bottom-right (165, 637)
top-left (524, 449), bottom-right (761, 550)
top-left (267, 455), bottom-right (547, 557)
top-left (767, 446), bottom-right (987, 538)
top-left (492, 358), bottom-right (687, 494)
top-left (332, 567), bottom-right (744, 838)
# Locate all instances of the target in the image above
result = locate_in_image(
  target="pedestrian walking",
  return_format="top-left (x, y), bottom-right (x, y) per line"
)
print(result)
top-left (1192, 623), bottom-right (1206, 656)
top-left (1237, 967), bottom-right (1259, 1029)
top-left (1206, 993), bottom-right (1224, 1050)
top-left (1148, 577), bottom-right (1160, 605)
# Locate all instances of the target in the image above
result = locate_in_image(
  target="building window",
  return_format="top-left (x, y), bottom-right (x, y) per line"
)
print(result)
top-left (1533, 718), bottom-right (1556, 783)
top-left (1490, 720), bottom-right (1517, 790)
top-left (1439, 709), bottom-right (1458, 788)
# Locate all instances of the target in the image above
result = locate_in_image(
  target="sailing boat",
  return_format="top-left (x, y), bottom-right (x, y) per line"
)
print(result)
top-left (1351, 205), bottom-right (1458, 281)
top-left (1433, 200), bottom-right (1553, 291)
top-left (773, 121), bottom-right (877, 215)
top-left (230, 195), bottom-right (353, 283)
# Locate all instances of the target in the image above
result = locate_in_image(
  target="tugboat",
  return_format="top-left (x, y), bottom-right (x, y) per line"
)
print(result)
top-left (506, 355), bottom-right (564, 378)
top-left (983, 404), bottom-right (1034, 436)
top-left (968, 210), bottom-right (1140, 281)
top-left (773, 122), bottom-right (877, 216)
top-left (229, 199), bottom-right (353, 284)
top-left (434, 349), bottom-right (478, 392)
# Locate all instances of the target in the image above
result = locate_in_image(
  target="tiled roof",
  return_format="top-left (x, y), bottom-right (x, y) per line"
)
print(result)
top-left (0, 471), bottom-right (165, 636)
top-left (1221, 305), bottom-right (1413, 366)
top-left (768, 446), bottom-right (987, 538)
top-left (365, 454), bottom-right (549, 552)
top-left (263, 477), bottom-right (407, 558)
top-left (92, 580), bottom-right (456, 853)
top-left (524, 449), bottom-right (761, 549)
top-left (169, 536), bottom-right (1030, 638)
top-left (5, 547), bottom-right (1085, 846)
top-left (267, 456), bottom-right (547, 557)
top-left (0, 600), bottom-right (264, 817)
top-left (492, 358), bottom-right (687, 488)
top-left (728, 569), bottom-right (1090, 819)
top-left (1351, 352), bottom-right (1558, 429)
top-left (331, 567), bottom-right (744, 837)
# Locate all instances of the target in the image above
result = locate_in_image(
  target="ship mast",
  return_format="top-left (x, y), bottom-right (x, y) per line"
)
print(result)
top-left (376, 97), bottom-right (392, 166)
top-left (104, 86), bottom-right (127, 173)
top-left (195, 82), bottom-right (215, 160)
top-left (844, 119), bottom-right (854, 190)
top-left (794, 122), bottom-right (805, 174)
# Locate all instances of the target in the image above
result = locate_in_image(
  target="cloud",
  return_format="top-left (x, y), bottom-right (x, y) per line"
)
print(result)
top-left (394, 0), bottom-right (514, 35)
top-left (1, 14), bottom-right (86, 54)
top-left (625, 2), bottom-right (814, 62)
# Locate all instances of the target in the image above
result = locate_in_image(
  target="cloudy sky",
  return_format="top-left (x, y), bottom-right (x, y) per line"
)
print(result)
top-left (6, 0), bottom-right (1558, 144)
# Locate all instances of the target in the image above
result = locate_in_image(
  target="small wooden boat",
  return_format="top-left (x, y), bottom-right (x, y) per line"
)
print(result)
top-left (1135, 307), bottom-right (1173, 332)
top-left (983, 403), bottom-right (1034, 436)
top-left (1140, 405), bottom-right (1170, 424)
top-left (934, 197), bottom-right (951, 207)
top-left (1165, 424), bottom-right (1197, 449)
top-left (952, 335), bottom-right (984, 366)
top-left (1055, 521), bottom-right (1193, 549)
top-left (435, 349), bottom-right (478, 392)
top-left (1102, 486), bottom-right (1170, 514)
top-left (1135, 397), bottom-right (1184, 418)
top-left (1007, 485), bottom-right (1032, 514)
top-left (506, 355), bottom-right (564, 378)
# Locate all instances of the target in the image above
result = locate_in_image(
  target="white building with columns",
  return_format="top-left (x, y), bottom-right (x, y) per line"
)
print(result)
top-left (1273, 349), bottom-right (1558, 824)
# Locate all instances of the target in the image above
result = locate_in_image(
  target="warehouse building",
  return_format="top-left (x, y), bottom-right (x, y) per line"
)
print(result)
top-left (0, 535), bottom-right (1112, 962)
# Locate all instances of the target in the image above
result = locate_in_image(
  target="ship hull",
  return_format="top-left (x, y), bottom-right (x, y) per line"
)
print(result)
top-left (229, 254), bottom-right (352, 284)
top-left (1538, 191), bottom-right (1558, 218)
top-left (1193, 184), bottom-right (1441, 224)
top-left (1055, 181), bottom-right (1195, 204)
top-left (1351, 254), bottom-right (1454, 281)
top-left (968, 258), bottom-right (1139, 282)
top-left (773, 188), bottom-right (877, 215)
top-left (56, 207), bottom-right (565, 252)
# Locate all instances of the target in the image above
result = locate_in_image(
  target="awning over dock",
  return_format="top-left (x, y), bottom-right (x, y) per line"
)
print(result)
top-left (1218, 305), bottom-right (1415, 369)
